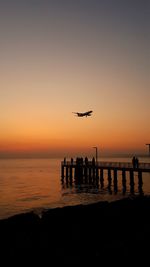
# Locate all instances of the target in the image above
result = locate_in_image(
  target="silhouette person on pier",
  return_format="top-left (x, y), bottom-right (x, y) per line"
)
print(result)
top-left (135, 157), bottom-right (139, 168)
top-left (132, 156), bottom-right (139, 168)
top-left (132, 156), bottom-right (136, 168)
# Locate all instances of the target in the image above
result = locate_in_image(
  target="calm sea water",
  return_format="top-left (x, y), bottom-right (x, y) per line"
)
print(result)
top-left (0, 157), bottom-right (150, 219)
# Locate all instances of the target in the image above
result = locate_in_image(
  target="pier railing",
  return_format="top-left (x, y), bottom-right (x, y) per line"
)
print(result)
top-left (61, 161), bottom-right (150, 171)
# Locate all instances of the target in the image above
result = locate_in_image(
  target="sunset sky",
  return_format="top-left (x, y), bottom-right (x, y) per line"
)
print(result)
top-left (0, 0), bottom-right (149, 158)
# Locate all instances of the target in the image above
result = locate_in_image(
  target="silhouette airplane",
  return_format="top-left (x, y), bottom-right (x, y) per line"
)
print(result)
top-left (72, 110), bottom-right (93, 117)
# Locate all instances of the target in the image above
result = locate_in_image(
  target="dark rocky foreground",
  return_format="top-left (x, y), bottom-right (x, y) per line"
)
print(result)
top-left (0, 196), bottom-right (150, 266)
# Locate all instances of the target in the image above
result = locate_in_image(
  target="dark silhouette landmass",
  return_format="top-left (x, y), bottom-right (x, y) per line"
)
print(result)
top-left (0, 196), bottom-right (150, 266)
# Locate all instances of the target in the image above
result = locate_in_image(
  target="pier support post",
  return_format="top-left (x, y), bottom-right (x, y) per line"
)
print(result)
top-left (84, 166), bottom-right (88, 181)
top-left (138, 171), bottom-right (143, 194)
top-left (61, 165), bottom-right (64, 179)
top-left (66, 167), bottom-right (68, 178)
top-left (113, 169), bottom-right (118, 193)
top-left (100, 168), bottom-right (104, 187)
top-left (70, 166), bottom-right (73, 184)
top-left (108, 169), bottom-right (111, 183)
top-left (70, 166), bottom-right (72, 178)
top-left (107, 169), bottom-right (112, 192)
top-left (100, 168), bottom-right (103, 180)
top-left (129, 170), bottom-right (134, 185)
top-left (122, 170), bottom-right (126, 194)
top-left (89, 167), bottom-right (92, 182)
top-left (129, 170), bottom-right (134, 193)
top-left (96, 167), bottom-right (99, 179)
top-left (66, 167), bottom-right (69, 183)
top-left (92, 166), bottom-right (95, 180)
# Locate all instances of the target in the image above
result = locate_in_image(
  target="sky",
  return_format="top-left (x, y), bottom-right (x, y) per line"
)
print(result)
top-left (0, 0), bottom-right (150, 158)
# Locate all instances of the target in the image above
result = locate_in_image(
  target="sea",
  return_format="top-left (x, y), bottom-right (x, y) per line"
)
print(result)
top-left (0, 157), bottom-right (150, 219)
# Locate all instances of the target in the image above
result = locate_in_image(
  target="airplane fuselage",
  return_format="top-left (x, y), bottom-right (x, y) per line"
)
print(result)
top-left (73, 110), bottom-right (93, 117)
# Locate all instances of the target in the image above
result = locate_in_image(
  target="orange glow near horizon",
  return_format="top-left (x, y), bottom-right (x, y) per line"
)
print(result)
top-left (0, 125), bottom-right (149, 156)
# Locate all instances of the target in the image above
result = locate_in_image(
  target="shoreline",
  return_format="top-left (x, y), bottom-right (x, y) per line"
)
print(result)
top-left (0, 192), bottom-right (142, 221)
top-left (1, 194), bottom-right (150, 225)
top-left (0, 193), bottom-right (147, 222)
top-left (0, 195), bottom-right (150, 264)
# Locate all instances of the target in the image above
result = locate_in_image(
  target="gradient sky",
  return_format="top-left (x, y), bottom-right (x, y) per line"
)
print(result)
top-left (0, 0), bottom-right (150, 157)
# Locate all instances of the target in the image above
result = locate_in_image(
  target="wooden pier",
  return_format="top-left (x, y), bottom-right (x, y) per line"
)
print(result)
top-left (61, 159), bottom-right (150, 193)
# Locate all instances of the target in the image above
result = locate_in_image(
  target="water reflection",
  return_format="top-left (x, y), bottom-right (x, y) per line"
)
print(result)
top-left (61, 175), bottom-right (144, 196)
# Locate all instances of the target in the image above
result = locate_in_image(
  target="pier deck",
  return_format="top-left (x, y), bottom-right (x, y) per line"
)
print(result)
top-left (61, 161), bottom-right (150, 190)
top-left (61, 161), bottom-right (150, 172)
